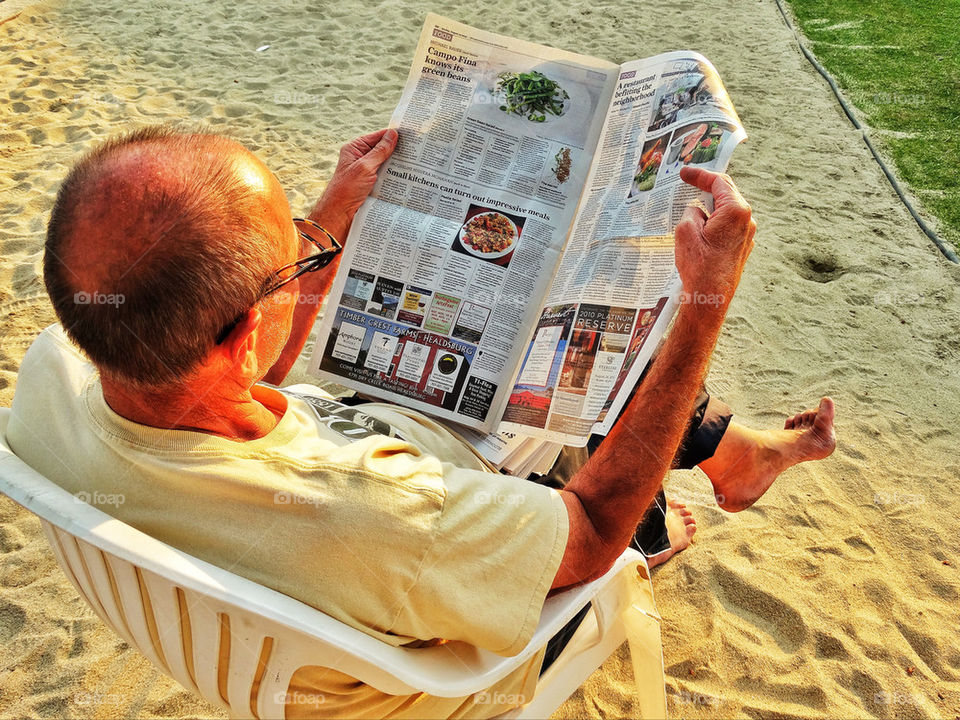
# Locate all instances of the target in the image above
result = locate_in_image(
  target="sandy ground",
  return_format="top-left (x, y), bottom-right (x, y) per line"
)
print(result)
top-left (2, 0), bottom-right (959, 717)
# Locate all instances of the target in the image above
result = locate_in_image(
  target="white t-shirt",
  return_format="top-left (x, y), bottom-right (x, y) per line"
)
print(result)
top-left (8, 326), bottom-right (569, 718)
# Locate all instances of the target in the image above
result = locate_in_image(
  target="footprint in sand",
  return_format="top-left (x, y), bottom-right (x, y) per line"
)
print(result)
top-left (894, 621), bottom-right (952, 680)
top-left (845, 668), bottom-right (887, 712)
top-left (0, 555), bottom-right (47, 589)
top-left (32, 696), bottom-right (70, 717)
top-left (814, 630), bottom-right (849, 659)
top-left (739, 681), bottom-right (829, 716)
top-left (928, 578), bottom-right (958, 602)
top-left (710, 562), bottom-right (808, 652)
top-left (0, 524), bottom-right (26, 553)
top-left (0, 599), bottom-right (26, 643)
top-left (791, 251), bottom-right (846, 283)
top-left (843, 534), bottom-right (876, 558)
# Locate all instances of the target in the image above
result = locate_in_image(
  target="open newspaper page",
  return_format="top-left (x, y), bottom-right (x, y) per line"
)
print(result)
top-left (498, 52), bottom-right (747, 446)
top-left (308, 14), bottom-right (618, 432)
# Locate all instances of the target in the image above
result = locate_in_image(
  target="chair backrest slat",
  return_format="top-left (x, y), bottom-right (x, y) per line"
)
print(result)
top-left (40, 523), bottom-right (89, 614)
top-left (74, 536), bottom-right (138, 648)
top-left (178, 588), bottom-right (230, 714)
top-left (49, 527), bottom-right (113, 628)
top-left (139, 570), bottom-right (201, 696)
top-left (253, 637), bottom-right (306, 719)
top-left (223, 611), bottom-right (274, 717)
top-left (97, 542), bottom-right (173, 677)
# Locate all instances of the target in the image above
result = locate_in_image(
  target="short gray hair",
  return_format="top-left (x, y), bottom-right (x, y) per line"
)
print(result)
top-left (44, 126), bottom-right (280, 388)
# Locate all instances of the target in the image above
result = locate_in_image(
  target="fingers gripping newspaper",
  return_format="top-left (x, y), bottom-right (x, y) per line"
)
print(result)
top-left (308, 14), bottom-right (746, 473)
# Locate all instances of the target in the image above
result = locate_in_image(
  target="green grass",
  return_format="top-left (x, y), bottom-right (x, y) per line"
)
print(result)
top-left (784, 0), bottom-right (960, 251)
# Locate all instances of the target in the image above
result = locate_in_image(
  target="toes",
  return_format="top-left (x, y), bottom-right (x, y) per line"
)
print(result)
top-left (786, 400), bottom-right (835, 430)
top-left (785, 411), bottom-right (805, 429)
top-left (667, 498), bottom-right (685, 510)
top-left (812, 398), bottom-right (837, 452)
top-left (815, 397), bottom-right (836, 430)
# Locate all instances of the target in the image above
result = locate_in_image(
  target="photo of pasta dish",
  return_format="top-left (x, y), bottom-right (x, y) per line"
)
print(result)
top-left (459, 212), bottom-right (518, 257)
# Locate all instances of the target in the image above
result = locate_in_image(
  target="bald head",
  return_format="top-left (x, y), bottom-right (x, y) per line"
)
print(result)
top-left (45, 126), bottom-right (291, 387)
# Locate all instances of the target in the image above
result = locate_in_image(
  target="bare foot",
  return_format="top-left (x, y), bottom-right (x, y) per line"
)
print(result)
top-left (646, 499), bottom-right (697, 569)
top-left (700, 397), bottom-right (836, 512)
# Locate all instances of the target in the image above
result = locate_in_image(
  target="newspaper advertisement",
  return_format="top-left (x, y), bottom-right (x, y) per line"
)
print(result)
top-left (308, 14), bottom-right (618, 431)
top-left (499, 52), bottom-right (746, 444)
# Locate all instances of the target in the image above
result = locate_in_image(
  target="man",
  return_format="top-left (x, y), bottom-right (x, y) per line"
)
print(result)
top-left (8, 126), bottom-right (833, 718)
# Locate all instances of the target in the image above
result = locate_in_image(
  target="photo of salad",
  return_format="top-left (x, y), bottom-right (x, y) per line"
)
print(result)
top-left (629, 135), bottom-right (668, 197)
top-left (495, 70), bottom-right (569, 122)
top-left (458, 212), bottom-right (518, 257)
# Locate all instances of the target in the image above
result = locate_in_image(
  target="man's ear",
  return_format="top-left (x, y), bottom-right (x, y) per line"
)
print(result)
top-left (219, 308), bottom-right (263, 374)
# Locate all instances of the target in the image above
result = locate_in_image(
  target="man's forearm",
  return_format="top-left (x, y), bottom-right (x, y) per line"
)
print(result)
top-left (559, 302), bottom-right (728, 580)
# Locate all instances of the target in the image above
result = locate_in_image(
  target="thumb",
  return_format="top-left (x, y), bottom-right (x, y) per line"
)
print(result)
top-left (365, 129), bottom-right (398, 163)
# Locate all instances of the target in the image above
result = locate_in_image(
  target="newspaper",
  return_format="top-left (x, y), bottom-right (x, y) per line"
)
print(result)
top-left (308, 14), bottom-right (746, 458)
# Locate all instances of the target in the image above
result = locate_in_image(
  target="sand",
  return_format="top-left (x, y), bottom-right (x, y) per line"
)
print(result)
top-left (1, 0), bottom-right (959, 717)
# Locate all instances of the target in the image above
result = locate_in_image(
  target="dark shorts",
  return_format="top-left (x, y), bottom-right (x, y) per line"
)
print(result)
top-left (531, 388), bottom-right (732, 555)
top-left (533, 388), bottom-right (732, 486)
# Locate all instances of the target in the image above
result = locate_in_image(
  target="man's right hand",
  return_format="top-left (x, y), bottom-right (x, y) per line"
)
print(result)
top-left (675, 167), bottom-right (756, 309)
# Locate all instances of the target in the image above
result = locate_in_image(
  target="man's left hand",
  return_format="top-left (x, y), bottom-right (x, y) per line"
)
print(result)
top-left (308, 128), bottom-right (398, 240)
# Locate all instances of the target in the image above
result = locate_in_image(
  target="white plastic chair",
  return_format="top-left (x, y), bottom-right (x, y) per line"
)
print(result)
top-left (0, 407), bottom-right (667, 719)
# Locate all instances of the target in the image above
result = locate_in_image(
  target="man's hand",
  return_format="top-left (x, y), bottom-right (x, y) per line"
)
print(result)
top-left (307, 128), bottom-right (398, 240)
top-left (675, 167), bottom-right (756, 307)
